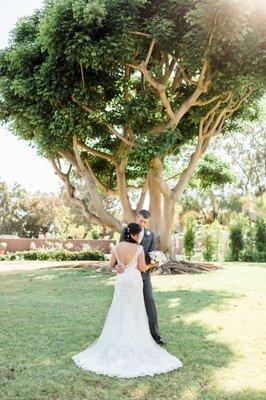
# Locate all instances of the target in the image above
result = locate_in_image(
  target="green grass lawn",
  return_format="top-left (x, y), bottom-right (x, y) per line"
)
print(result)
top-left (0, 263), bottom-right (265, 400)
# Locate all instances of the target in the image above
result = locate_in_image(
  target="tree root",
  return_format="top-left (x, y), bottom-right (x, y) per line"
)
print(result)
top-left (155, 260), bottom-right (221, 275)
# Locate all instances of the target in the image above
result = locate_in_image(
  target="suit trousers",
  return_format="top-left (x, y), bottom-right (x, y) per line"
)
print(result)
top-left (142, 274), bottom-right (161, 340)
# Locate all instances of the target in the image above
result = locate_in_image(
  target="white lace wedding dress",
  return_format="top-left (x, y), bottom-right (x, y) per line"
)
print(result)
top-left (72, 245), bottom-right (182, 378)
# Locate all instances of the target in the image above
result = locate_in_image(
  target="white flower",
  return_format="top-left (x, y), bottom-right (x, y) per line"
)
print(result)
top-left (146, 230), bottom-right (151, 236)
top-left (148, 250), bottom-right (167, 266)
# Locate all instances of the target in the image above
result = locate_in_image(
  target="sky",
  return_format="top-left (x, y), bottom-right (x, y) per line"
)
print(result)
top-left (0, 0), bottom-right (62, 193)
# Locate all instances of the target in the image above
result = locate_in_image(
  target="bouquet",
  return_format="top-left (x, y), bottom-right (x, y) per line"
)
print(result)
top-left (148, 250), bottom-right (167, 271)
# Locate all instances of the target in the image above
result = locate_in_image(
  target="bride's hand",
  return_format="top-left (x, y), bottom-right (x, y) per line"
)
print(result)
top-left (137, 263), bottom-right (150, 272)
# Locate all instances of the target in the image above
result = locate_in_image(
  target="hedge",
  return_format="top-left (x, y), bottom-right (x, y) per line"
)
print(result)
top-left (0, 249), bottom-right (106, 262)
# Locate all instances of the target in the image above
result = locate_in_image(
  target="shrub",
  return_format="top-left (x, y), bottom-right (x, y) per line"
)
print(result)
top-left (91, 227), bottom-right (100, 240)
top-left (0, 249), bottom-right (105, 262)
top-left (228, 216), bottom-right (246, 261)
top-left (239, 218), bottom-right (266, 262)
top-left (201, 220), bottom-right (224, 261)
top-left (240, 248), bottom-right (266, 262)
top-left (201, 229), bottom-right (216, 261)
top-left (255, 217), bottom-right (266, 253)
top-left (183, 217), bottom-right (196, 260)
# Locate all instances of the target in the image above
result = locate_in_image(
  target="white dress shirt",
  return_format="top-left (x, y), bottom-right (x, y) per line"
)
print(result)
top-left (138, 228), bottom-right (144, 244)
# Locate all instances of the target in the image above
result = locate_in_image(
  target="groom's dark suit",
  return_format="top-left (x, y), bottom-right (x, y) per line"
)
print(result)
top-left (120, 227), bottom-right (161, 341)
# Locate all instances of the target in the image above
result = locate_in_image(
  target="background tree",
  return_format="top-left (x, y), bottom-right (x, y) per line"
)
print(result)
top-left (228, 216), bottom-right (246, 261)
top-left (0, 0), bottom-right (265, 261)
top-left (0, 181), bottom-right (27, 236)
top-left (0, 180), bottom-right (93, 238)
top-left (21, 193), bottom-right (69, 238)
top-left (201, 220), bottom-right (223, 262)
top-left (209, 118), bottom-right (266, 197)
top-left (255, 217), bottom-right (266, 254)
top-left (169, 153), bottom-right (236, 225)
top-left (191, 153), bottom-right (236, 221)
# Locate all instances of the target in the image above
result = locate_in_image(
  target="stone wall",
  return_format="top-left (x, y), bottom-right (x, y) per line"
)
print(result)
top-left (0, 238), bottom-right (115, 254)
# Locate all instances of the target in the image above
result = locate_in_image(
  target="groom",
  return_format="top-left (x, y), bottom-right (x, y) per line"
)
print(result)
top-left (118, 209), bottom-right (166, 345)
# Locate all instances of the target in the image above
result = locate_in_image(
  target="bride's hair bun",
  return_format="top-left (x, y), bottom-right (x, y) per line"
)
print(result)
top-left (123, 223), bottom-right (141, 244)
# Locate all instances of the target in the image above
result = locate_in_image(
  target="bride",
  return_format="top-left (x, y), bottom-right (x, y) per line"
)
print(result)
top-left (72, 223), bottom-right (182, 378)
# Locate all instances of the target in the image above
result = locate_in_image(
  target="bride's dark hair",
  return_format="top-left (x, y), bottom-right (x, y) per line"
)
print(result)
top-left (122, 223), bottom-right (142, 244)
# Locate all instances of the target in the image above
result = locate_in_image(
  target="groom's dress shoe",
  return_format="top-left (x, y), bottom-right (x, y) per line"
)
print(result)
top-left (155, 338), bottom-right (167, 345)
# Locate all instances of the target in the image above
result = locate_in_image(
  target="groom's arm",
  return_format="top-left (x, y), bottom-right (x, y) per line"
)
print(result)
top-left (109, 248), bottom-right (125, 274)
top-left (109, 250), bottom-right (117, 271)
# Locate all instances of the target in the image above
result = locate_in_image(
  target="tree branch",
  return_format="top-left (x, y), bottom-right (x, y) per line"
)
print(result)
top-left (179, 63), bottom-right (198, 86)
top-left (167, 87), bottom-right (252, 202)
top-left (49, 157), bottom-right (102, 225)
top-left (135, 178), bottom-right (149, 213)
top-left (145, 38), bottom-right (156, 66)
top-left (84, 160), bottom-right (118, 196)
top-left (129, 31), bottom-right (153, 38)
top-left (106, 122), bottom-right (134, 147)
top-left (73, 135), bottom-right (123, 231)
top-left (170, 68), bottom-right (183, 93)
top-left (150, 158), bottom-right (172, 199)
top-left (204, 10), bottom-right (222, 57)
top-left (227, 89), bottom-right (253, 113)
top-left (172, 139), bottom-right (204, 199)
top-left (72, 96), bottom-right (134, 147)
top-left (128, 61), bottom-right (175, 119)
top-left (153, 59), bottom-right (211, 134)
top-left (116, 158), bottom-right (135, 220)
top-left (161, 57), bottom-right (176, 84)
top-left (80, 62), bottom-right (85, 88)
top-left (77, 139), bottom-right (115, 163)
top-left (197, 59), bottom-right (210, 90)
top-left (59, 150), bottom-right (81, 175)
top-left (202, 89), bottom-right (252, 142)
top-left (195, 94), bottom-right (222, 106)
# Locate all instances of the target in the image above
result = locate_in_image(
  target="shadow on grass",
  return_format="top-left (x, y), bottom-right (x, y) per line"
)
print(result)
top-left (219, 262), bottom-right (266, 269)
top-left (0, 268), bottom-right (265, 400)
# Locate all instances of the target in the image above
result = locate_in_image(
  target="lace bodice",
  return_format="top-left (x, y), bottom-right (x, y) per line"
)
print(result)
top-left (112, 244), bottom-right (143, 269)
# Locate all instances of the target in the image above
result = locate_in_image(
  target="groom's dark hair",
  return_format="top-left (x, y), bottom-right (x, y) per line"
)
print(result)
top-left (122, 223), bottom-right (142, 244)
top-left (139, 209), bottom-right (151, 219)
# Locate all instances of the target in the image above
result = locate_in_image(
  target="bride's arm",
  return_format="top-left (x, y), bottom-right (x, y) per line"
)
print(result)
top-left (137, 249), bottom-right (151, 272)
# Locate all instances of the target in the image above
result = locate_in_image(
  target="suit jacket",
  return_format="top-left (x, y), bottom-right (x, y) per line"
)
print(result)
top-left (119, 227), bottom-right (155, 279)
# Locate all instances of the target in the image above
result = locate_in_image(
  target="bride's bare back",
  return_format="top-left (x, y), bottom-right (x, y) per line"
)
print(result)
top-left (110, 241), bottom-right (146, 270)
top-left (116, 242), bottom-right (140, 265)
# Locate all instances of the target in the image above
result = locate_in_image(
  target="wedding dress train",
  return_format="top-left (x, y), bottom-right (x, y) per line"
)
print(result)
top-left (72, 245), bottom-right (182, 378)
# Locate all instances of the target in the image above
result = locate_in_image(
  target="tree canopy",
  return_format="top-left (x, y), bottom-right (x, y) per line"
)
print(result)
top-left (0, 0), bottom-right (265, 250)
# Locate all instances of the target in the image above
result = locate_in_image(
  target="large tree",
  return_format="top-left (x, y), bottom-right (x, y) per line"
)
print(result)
top-left (0, 0), bottom-right (265, 256)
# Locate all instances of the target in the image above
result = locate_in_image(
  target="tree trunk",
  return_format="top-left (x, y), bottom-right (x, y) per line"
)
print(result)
top-left (116, 160), bottom-right (135, 222)
top-left (159, 198), bottom-right (175, 254)
top-left (148, 169), bottom-right (162, 235)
